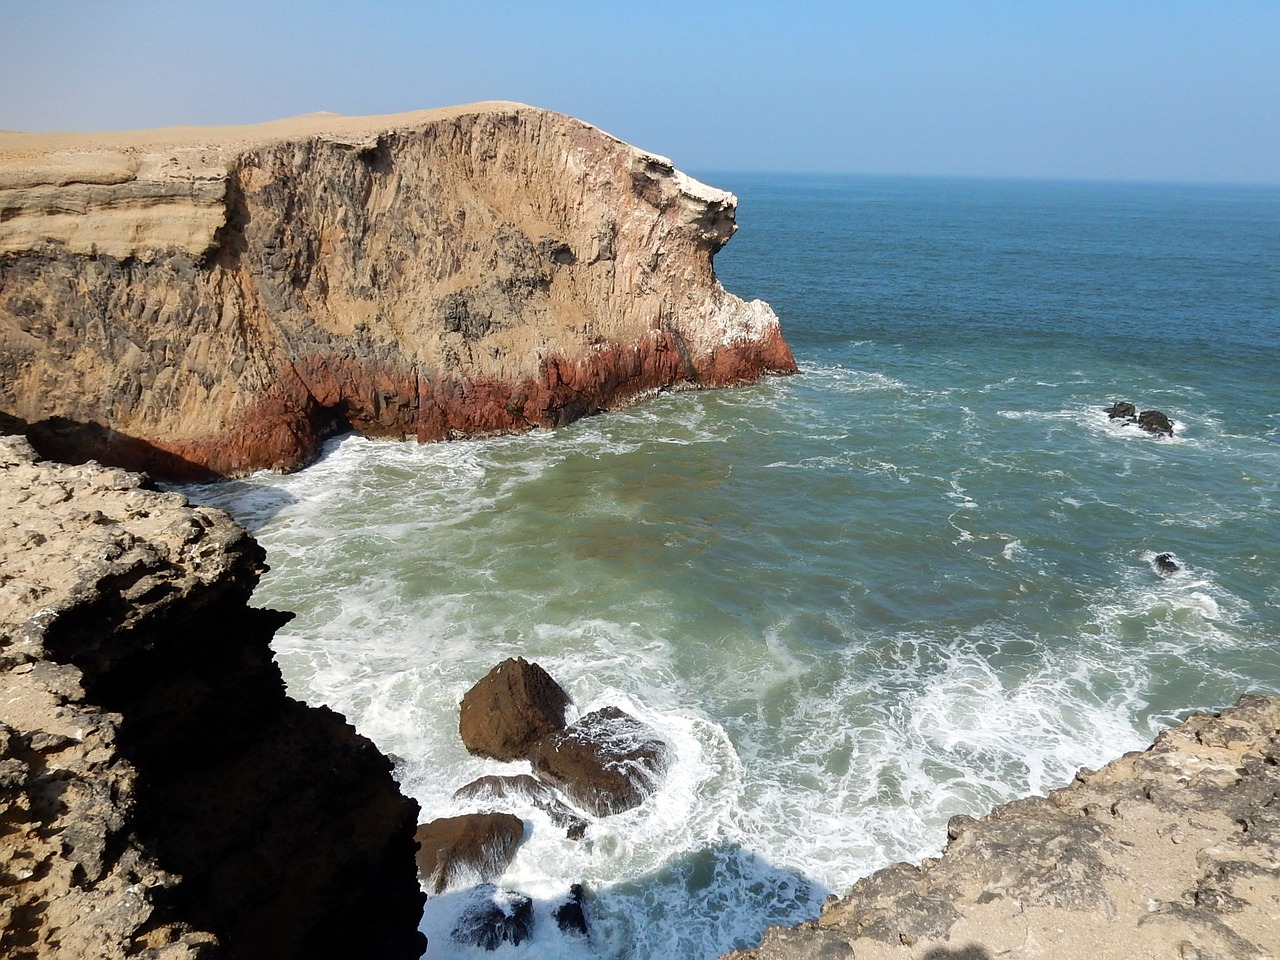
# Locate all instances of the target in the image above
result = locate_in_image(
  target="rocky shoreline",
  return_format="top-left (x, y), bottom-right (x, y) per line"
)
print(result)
top-left (0, 436), bottom-right (423, 959)
top-left (4, 439), bottom-right (1279, 958)
top-left (0, 104), bottom-right (795, 481)
top-left (726, 694), bottom-right (1280, 960)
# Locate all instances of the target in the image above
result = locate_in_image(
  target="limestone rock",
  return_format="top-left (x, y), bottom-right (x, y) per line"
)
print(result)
top-left (0, 104), bottom-right (797, 480)
top-left (459, 657), bottom-right (571, 761)
top-left (0, 436), bottom-right (424, 960)
top-left (414, 812), bottom-right (526, 895)
top-left (528, 706), bottom-right (671, 817)
top-left (723, 694), bottom-right (1280, 960)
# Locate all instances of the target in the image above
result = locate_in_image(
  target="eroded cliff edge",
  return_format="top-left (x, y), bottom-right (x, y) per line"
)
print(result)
top-left (0, 103), bottom-right (795, 480)
top-left (0, 436), bottom-right (425, 959)
top-left (726, 694), bottom-right (1280, 960)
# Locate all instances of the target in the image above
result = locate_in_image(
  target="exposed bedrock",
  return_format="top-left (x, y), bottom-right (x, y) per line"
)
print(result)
top-left (0, 103), bottom-right (796, 480)
top-left (724, 694), bottom-right (1280, 960)
top-left (0, 437), bottom-right (424, 959)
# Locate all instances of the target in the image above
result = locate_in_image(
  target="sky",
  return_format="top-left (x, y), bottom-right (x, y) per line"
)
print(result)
top-left (2, 1), bottom-right (1277, 184)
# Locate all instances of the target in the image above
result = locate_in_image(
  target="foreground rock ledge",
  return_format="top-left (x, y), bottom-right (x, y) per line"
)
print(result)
top-left (0, 437), bottom-right (424, 959)
top-left (0, 102), bottom-right (796, 481)
top-left (725, 694), bottom-right (1280, 960)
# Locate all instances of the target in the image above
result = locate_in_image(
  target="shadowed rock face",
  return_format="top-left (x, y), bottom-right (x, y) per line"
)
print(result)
top-left (724, 694), bottom-right (1280, 960)
top-left (0, 437), bottom-right (424, 960)
top-left (0, 103), bottom-right (796, 480)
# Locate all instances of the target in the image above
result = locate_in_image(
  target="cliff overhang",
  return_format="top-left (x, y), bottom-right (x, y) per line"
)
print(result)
top-left (0, 103), bottom-right (796, 481)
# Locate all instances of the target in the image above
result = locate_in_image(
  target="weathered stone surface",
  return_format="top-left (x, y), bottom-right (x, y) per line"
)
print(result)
top-left (451, 885), bottom-right (535, 951)
top-left (529, 706), bottom-right (672, 817)
top-left (414, 812), bottom-right (526, 895)
top-left (453, 773), bottom-right (588, 839)
top-left (0, 104), bottom-right (796, 480)
top-left (1104, 400), bottom-right (1137, 420)
top-left (0, 436), bottom-right (424, 960)
top-left (459, 657), bottom-right (571, 761)
top-left (724, 694), bottom-right (1280, 960)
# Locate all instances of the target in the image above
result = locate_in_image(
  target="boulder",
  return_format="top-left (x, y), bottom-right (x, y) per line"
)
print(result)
top-left (413, 812), bottom-right (525, 894)
top-left (554, 883), bottom-right (590, 939)
top-left (529, 707), bottom-right (672, 817)
top-left (451, 885), bottom-right (534, 951)
top-left (1104, 400), bottom-right (1137, 420)
top-left (1154, 552), bottom-right (1180, 575)
top-left (1137, 409), bottom-right (1174, 437)
top-left (454, 774), bottom-right (589, 840)
top-left (459, 658), bottom-right (572, 761)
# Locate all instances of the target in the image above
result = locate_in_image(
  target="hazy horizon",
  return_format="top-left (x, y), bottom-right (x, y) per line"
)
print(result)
top-left (3, 1), bottom-right (1276, 186)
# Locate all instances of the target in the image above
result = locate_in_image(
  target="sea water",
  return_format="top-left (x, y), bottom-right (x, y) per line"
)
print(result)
top-left (186, 174), bottom-right (1280, 959)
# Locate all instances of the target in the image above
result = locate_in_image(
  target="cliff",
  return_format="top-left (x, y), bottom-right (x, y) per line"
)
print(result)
top-left (0, 436), bottom-right (425, 959)
top-left (0, 103), bottom-right (795, 481)
top-left (725, 694), bottom-right (1280, 960)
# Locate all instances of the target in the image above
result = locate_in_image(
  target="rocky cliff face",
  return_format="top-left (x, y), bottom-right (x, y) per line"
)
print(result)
top-left (0, 436), bottom-right (424, 959)
top-left (726, 694), bottom-right (1280, 960)
top-left (0, 103), bottom-right (795, 480)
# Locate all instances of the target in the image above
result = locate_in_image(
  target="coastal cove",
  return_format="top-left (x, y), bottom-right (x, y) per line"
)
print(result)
top-left (187, 174), bottom-right (1280, 958)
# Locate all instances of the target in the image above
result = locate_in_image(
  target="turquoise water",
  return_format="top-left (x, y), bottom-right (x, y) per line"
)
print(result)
top-left (187, 175), bottom-right (1280, 959)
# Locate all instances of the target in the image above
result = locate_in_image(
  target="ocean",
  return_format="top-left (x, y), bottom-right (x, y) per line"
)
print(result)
top-left (185, 173), bottom-right (1280, 959)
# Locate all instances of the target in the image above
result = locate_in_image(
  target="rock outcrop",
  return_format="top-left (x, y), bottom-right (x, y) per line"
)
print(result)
top-left (0, 437), bottom-right (424, 959)
top-left (459, 656), bottom-right (571, 761)
top-left (528, 706), bottom-right (672, 817)
top-left (0, 103), bottom-right (796, 480)
top-left (725, 694), bottom-right (1280, 960)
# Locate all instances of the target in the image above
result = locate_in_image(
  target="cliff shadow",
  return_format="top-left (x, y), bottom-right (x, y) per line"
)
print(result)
top-left (3, 413), bottom-right (225, 483)
top-left (422, 840), bottom-right (827, 957)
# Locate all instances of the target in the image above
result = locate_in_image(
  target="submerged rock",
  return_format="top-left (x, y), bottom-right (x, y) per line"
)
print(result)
top-left (554, 883), bottom-right (591, 939)
top-left (414, 812), bottom-right (526, 895)
top-left (451, 885), bottom-right (535, 951)
top-left (529, 706), bottom-right (672, 817)
top-left (459, 657), bottom-right (571, 761)
top-left (454, 773), bottom-right (589, 839)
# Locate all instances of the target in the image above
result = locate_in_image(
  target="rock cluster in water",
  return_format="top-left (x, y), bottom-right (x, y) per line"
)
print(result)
top-left (1105, 400), bottom-right (1175, 436)
top-left (723, 694), bottom-right (1280, 960)
top-left (0, 103), bottom-right (796, 481)
top-left (415, 656), bottom-right (671, 949)
top-left (0, 436), bottom-right (425, 960)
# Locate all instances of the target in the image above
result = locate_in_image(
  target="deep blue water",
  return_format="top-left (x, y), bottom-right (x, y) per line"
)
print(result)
top-left (190, 173), bottom-right (1280, 960)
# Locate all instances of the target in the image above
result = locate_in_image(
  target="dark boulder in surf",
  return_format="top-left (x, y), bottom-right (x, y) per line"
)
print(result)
top-left (1102, 401), bottom-right (1174, 437)
top-left (413, 812), bottom-right (525, 894)
top-left (451, 885), bottom-right (535, 950)
top-left (454, 774), bottom-right (589, 840)
top-left (1154, 553), bottom-right (1180, 575)
top-left (554, 883), bottom-right (590, 938)
top-left (529, 706), bottom-right (672, 817)
top-left (459, 657), bottom-right (571, 761)
top-left (1137, 409), bottom-right (1174, 437)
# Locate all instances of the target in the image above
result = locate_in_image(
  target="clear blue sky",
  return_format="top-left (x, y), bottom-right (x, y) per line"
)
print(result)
top-left (2, 1), bottom-right (1277, 184)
